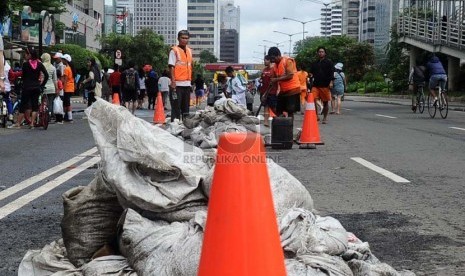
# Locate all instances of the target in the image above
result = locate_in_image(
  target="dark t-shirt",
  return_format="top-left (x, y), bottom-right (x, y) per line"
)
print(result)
top-left (194, 78), bottom-right (204, 90)
top-left (310, 58), bottom-right (334, 87)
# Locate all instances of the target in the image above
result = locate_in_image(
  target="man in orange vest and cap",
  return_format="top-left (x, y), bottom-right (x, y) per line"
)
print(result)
top-left (268, 47), bottom-right (301, 119)
top-left (169, 30), bottom-right (193, 122)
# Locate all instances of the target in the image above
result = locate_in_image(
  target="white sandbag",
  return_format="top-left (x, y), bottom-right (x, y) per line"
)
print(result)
top-left (202, 159), bottom-right (314, 220)
top-left (81, 256), bottom-right (137, 276)
top-left (18, 239), bottom-right (81, 276)
top-left (286, 253), bottom-right (353, 276)
top-left (61, 172), bottom-right (123, 267)
top-left (348, 259), bottom-right (416, 276)
top-left (117, 209), bottom-right (205, 276)
top-left (280, 208), bottom-right (348, 256)
top-left (85, 99), bottom-right (210, 220)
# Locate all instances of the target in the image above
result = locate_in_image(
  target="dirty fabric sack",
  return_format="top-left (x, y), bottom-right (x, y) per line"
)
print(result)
top-left (61, 172), bottom-right (123, 267)
top-left (286, 253), bottom-right (353, 276)
top-left (118, 209), bottom-right (205, 276)
top-left (18, 239), bottom-right (80, 276)
top-left (85, 99), bottom-right (210, 220)
top-left (81, 255), bottom-right (137, 276)
top-left (280, 208), bottom-right (348, 256)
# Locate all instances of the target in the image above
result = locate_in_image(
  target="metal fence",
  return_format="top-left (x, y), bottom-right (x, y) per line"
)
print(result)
top-left (398, 16), bottom-right (465, 50)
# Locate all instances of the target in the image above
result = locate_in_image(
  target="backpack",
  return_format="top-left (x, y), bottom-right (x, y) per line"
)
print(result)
top-left (412, 66), bottom-right (426, 83)
top-left (124, 69), bottom-right (136, 91)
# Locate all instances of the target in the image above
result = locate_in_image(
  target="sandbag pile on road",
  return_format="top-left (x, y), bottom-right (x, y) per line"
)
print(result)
top-left (165, 98), bottom-right (260, 148)
top-left (18, 98), bottom-right (415, 276)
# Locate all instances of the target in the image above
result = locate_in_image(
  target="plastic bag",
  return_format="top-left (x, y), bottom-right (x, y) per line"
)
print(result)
top-left (53, 96), bottom-right (64, 115)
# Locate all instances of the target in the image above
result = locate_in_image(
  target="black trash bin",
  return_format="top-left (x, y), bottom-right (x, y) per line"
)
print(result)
top-left (271, 117), bottom-right (293, 149)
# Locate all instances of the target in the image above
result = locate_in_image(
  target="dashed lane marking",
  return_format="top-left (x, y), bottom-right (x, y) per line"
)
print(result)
top-left (449, 127), bottom-right (465, 131)
top-left (351, 157), bottom-right (410, 183)
top-left (0, 156), bottom-right (100, 220)
top-left (0, 147), bottom-right (97, 201)
top-left (375, 114), bottom-right (397, 119)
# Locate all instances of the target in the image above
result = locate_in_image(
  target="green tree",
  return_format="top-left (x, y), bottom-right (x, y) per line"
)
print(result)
top-left (199, 50), bottom-right (218, 63)
top-left (6, 0), bottom-right (67, 17)
top-left (294, 35), bottom-right (374, 81)
top-left (99, 29), bottom-right (170, 74)
top-left (384, 24), bottom-right (410, 92)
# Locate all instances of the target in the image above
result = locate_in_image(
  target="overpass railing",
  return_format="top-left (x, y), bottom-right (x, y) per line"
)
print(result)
top-left (398, 16), bottom-right (465, 50)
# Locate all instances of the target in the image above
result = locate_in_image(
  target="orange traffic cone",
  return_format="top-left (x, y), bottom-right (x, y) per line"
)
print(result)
top-left (298, 93), bottom-right (324, 149)
top-left (198, 133), bottom-right (286, 276)
top-left (112, 93), bottom-right (120, 105)
top-left (153, 92), bottom-right (166, 124)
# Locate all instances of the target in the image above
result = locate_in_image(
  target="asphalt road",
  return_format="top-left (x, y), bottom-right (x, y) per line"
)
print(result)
top-left (0, 98), bottom-right (464, 275)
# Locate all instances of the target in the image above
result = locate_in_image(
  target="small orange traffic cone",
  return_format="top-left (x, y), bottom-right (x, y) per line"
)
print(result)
top-left (298, 93), bottom-right (324, 148)
top-left (112, 93), bottom-right (120, 105)
top-left (153, 92), bottom-right (166, 124)
top-left (198, 133), bottom-right (286, 276)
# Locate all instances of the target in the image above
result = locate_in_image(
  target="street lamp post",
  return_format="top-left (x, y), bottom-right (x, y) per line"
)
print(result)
top-left (273, 31), bottom-right (307, 56)
top-left (258, 44), bottom-right (267, 56)
top-left (262, 39), bottom-right (286, 47)
top-left (282, 17), bottom-right (320, 42)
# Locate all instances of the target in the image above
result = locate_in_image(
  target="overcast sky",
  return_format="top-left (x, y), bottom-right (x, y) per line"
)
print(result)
top-left (178, 0), bottom-right (325, 64)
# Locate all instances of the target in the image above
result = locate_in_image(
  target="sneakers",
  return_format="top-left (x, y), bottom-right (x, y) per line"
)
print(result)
top-left (57, 121), bottom-right (64, 124)
top-left (7, 124), bottom-right (21, 129)
top-left (8, 114), bottom-right (13, 121)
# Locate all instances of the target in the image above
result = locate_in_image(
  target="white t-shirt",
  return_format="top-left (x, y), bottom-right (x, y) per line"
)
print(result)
top-left (158, 76), bottom-right (171, 92)
top-left (139, 76), bottom-right (146, 90)
top-left (0, 36), bottom-right (4, 50)
top-left (168, 49), bottom-right (191, 87)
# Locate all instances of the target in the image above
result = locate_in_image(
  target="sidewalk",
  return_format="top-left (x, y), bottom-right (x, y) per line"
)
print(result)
top-left (345, 93), bottom-right (465, 112)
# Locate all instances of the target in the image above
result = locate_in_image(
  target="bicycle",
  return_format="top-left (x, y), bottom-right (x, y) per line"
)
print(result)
top-left (427, 80), bottom-right (448, 119)
top-left (412, 84), bottom-right (425, 114)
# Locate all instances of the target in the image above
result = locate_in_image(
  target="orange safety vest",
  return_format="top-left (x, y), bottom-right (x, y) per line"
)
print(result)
top-left (276, 57), bottom-right (300, 93)
top-left (171, 45), bottom-right (193, 81)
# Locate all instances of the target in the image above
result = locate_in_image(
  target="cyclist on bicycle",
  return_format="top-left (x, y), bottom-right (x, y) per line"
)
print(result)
top-left (408, 64), bottom-right (426, 112)
top-left (426, 55), bottom-right (447, 103)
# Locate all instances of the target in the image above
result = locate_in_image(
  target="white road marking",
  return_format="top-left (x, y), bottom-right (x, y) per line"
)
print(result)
top-left (0, 148), bottom-right (98, 201)
top-left (0, 157), bottom-right (100, 220)
top-left (449, 127), bottom-right (465, 131)
top-left (351, 157), bottom-right (410, 183)
top-left (343, 108), bottom-right (352, 111)
top-left (375, 114), bottom-right (397, 119)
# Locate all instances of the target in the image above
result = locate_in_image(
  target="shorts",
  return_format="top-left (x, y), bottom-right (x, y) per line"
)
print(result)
top-left (264, 94), bottom-right (277, 108)
top-left (138, 89), bottom-right (146, 100)
top-left (276, 93), bottom-right (300, 115)
top-left (123, 89), bottom-right (138, 102)
top-left (63, 92), bottom-right (72, 108)
top-left (311, 87), bottom-right (331, 102)
top-left (429, 74), bottom-right (447, 90)
top-left (331, 88), bottom-right (344, 97)
top-left (195, 89), bottom-right (204, 97)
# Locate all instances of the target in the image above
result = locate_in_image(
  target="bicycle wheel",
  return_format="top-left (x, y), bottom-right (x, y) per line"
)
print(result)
top-left (418, 93), bottom-right (425, 114)
top-left (427, 94), bottom-right (436, 118)
top-left (439, 92), bottom-right (448, 119)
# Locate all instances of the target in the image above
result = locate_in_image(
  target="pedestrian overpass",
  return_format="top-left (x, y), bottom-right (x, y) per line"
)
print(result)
top-left (397, 0), bottom-right (465, 90)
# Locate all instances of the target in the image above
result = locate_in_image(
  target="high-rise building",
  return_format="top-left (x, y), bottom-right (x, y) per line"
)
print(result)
top-left (187, 0), bottom-right (221, 60)
top-left (55, 0), bottom-right (104, 50)
top-left (320, 0), bottom-right (342, 37)
top-left (104, 0), bottom-right (116, 35)
top-left (220, 0), bottom-right (240, 62)
top-left (359, 0), bottom-right (399, 51)
top-left (133, 0), bottom-right (178, 45)
top-left (116, 0), bottom-right (134, 35)
top-left (342, 0), bottom-right (360, 40)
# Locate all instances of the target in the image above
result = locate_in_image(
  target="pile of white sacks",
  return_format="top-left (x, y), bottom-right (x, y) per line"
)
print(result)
top-left (19, 99), bottom-right (415, 276)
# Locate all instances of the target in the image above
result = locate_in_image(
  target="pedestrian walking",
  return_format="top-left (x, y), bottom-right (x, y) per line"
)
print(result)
top-left (330, 62), bottom-right (346, 115)
top-left (297, 64), bottom-right (309, 114)
top-left (169, 30), bottom-right (193, 121)
top-left (101, 67), bottom-right (111, 102)
top-left (194, 74), bottom-right (205, 108)
top-left (157, 69), bottom-right (170, 110)
top-left (146, 70), bottom-right (158, 110)
top-left (61, 54), bottom-right (75, 122)
top-left (309, 47), bottom-right (334, 124)
top-left (225, 66), bottom-right (247, 107)
top-left (109, 64), bottom-right (122, 104)
top-left (267, 47), bottom-right (301, 119)
top-left (137, 68), bottom-right (147, 109)
top-left (259, 55), bottom-right (278, 126)
top-left (120, 61), bottom-right (140, 114)
top-left (81, 57), bottom-right (101, 107)
top-left (40, 53), bottom-right (59, 119)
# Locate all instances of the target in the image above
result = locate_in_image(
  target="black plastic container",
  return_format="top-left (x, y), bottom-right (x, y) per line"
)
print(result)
top-left (271, 117), bottom-right (293, 149)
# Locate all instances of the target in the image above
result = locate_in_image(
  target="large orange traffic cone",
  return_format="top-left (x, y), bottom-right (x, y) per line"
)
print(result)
top-left (198, 133), bottom-right (286, 276)
top-left (153, 92), bottom-right (166, 124)
top-left (298, 93), bottom-right (324, 149)
top-left (112, 93), bottom-right (120, 105)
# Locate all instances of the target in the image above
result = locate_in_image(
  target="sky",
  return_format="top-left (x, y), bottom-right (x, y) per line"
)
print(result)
top-left (178, 0), bottom-right (325, 64)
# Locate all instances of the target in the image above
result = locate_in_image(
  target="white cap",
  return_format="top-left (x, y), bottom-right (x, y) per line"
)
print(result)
top-left (335, 62), bottom-right (343, 70)
top-left (53, 52), bottom-right (63, 59)
top-left (63, 54), bottom-right (72, 62)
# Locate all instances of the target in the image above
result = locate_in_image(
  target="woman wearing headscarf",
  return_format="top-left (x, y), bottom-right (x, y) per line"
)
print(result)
top-left (10, 47), bottom-right (49, 129)
top-left (40, 52), bottom-right (58, 118)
